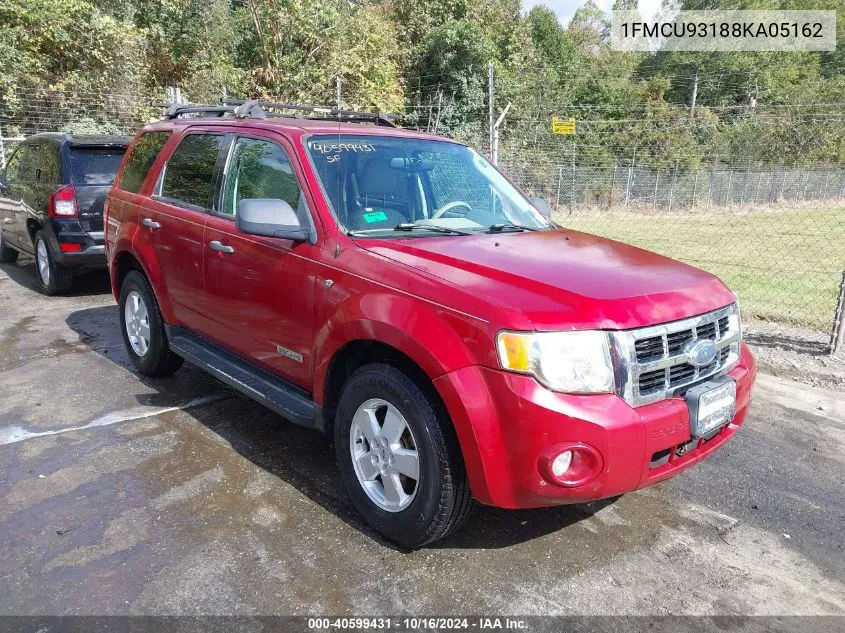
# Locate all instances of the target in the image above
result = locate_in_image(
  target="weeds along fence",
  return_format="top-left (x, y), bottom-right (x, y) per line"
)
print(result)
top-left (2, 88), bottom-right (844, 344)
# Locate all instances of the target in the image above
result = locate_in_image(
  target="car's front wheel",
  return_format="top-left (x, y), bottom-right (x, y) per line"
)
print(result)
top-left (118, 270), bottom-right (183, 377)
top-left (334, 363), bottom-right (473, 548)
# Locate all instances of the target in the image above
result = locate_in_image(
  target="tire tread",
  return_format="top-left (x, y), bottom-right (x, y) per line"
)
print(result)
top-left (336, 363), bottom-right (473, 548)
top-left (119, 270), bottom-right (183, 377)
top-left (34, 231), bottom-right (73, 295)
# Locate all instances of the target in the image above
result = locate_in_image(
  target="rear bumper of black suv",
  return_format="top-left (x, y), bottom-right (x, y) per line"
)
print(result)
top-left (48, 218), bottom-right (105, 268)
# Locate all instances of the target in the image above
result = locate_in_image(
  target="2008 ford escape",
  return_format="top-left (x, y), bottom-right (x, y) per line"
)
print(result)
top-left (105, 101), bottom-right (756, 548)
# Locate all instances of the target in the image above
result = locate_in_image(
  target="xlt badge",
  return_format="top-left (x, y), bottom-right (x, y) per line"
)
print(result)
top-left (275, 344), bottom-right (304, 364)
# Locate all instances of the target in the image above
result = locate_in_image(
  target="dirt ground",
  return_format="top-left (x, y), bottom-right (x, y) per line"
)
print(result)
top-left (0, 260), bottom-right (843, 617)
top-left (744, 319), bottom-right (845, 392)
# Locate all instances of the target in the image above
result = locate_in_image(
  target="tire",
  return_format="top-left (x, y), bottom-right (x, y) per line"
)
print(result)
top-left (34, 230), bottom-right (73, 295)
top-left (334, 363), bottom-right (473, 548)
top-left (118, 270), bottom-right (183, 377)
top-left (0, 231), bottom-right (18, 263)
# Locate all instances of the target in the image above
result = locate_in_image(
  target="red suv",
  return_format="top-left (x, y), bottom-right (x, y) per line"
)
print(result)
top-left (105, 101), bottom-right (756, 548)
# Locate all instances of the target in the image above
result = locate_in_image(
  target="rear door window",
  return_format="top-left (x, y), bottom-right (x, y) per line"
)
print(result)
top-left (118, 132), bottom-right (170, 193)
top-left (70, 148), bottom-right (126, 185)
top-left (159, 133), bottom-right (225, 210)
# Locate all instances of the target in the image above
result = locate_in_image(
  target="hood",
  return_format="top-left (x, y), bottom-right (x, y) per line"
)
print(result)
top-left (360, 229), bottom-right (736, 330)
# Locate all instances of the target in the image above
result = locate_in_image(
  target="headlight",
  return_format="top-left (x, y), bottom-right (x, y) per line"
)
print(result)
top-left (496, 330), bottom-right (614, 393)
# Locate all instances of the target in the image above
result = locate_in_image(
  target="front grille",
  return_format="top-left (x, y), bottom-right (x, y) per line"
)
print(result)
top-left (696, 321), bottom-right (717, 340)
top-left (635, 337), bottom-right (664, 362)
top-left (614, 304), bottom-right (741, 407)
top-left (667, 330), bottom-right (693, 354)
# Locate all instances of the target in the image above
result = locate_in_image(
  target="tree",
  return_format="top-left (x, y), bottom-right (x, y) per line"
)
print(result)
top-left (132, 0), bottom-right (245, 100)
top-left (240, 0), bottom-right (404, 111)
top-left (0, 0), bottom-right (149, 134)
top-left (409, 19), bottom-right (497, 137)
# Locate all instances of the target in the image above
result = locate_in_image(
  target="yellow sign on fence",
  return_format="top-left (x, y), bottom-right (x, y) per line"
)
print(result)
top-left (551, 116), bottom-right (576, 135)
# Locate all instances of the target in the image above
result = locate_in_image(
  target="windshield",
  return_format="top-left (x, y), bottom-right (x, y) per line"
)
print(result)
top-left (305, 135), bottom-right (551, 235)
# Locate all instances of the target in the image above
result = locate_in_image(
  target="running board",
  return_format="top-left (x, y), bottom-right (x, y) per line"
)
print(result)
top-left (167, 327), bottom-right (322, 431)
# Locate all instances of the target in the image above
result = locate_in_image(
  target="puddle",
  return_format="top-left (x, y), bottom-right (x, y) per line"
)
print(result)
top-left (0, 394), bottom-right (228, 446)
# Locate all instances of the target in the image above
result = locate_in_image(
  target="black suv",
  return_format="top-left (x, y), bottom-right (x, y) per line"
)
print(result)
top-left (0, 133), bottom-right (129, 294)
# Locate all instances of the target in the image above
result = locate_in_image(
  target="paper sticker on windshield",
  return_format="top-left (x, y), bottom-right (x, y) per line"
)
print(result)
top-left (363, 211), bottom-right (388, 223)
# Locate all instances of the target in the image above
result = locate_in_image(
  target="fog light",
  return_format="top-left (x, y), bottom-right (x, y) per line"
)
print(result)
top-left (551, 451), bottom-right (573, 477)
top-left (539, 442), bottom-right (603, 487)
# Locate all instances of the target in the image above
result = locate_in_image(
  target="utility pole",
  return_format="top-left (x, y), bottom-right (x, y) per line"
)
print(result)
top-left (492, 102), bottom-right (511, 165)
top-left (488, 62), bottom-right (494, 159)
top-left (690, 66), bottom-right (700, 119)
top-left (336, 75), bottom-right (342, 110)
top-left (831, 271), bottom-right (845, 357)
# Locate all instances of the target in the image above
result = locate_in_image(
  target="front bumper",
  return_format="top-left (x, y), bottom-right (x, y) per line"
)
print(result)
top-left (433, 343), bottom-right (756, 509)
top-left (48, 219), bottom-right (105, 267)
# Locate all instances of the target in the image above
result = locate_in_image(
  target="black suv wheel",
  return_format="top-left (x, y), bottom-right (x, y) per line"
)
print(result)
top-left (0, 231), bottom-right (18, 263)
top-left (34, 230), bottom-right (73, 295)
top-left (334, 363), bottom-right (473, 548)
top-left (118, 270), bottom-right (183, 377)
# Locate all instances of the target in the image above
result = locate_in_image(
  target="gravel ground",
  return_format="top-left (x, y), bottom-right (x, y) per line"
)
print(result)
top-left (0, 260), bottom-right (843, 618)
top-left (744, 319), bottom-right (845, 391)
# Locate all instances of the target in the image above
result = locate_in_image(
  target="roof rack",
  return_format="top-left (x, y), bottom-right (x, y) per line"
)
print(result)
top-left (161, 104), bottom-right (235, 119)
top-left (158, 99), bottom-right (399, 128)
top-left (223, 99), bottom-right (398, 127)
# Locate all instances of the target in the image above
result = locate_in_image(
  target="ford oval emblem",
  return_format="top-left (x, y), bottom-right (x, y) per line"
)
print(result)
top-left (684, 339), bottom-right (718, 367)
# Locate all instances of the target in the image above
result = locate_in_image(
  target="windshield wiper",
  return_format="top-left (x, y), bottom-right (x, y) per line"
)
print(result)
top-left (393, 223), bottom-right (475, 236)
top-left (487, 222), bottom-right (540, 233)
top-left (347, 223), bottom-right (473, 237)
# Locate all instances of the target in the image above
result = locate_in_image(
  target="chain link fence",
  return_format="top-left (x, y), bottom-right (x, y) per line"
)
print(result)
top-left (2, 87), bottom-right (844, 350)
top-left (0, 87), bottom-right (163, 167)
top-left (496, 143), bottom-right (845, 341)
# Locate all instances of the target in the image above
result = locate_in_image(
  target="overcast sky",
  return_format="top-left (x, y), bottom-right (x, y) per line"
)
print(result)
top-left (522, 0), bottom-right (665, 26)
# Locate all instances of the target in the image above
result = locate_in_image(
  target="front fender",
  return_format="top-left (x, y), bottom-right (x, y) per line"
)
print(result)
top-left (313, 291), bottom-right (485, 403)
top-left (312, 290), bottom-right (495, 501)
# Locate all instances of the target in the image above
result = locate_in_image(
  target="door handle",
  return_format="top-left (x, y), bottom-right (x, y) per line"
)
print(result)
top-left (2, 218), bottom-right (13, 224)
top-left (209, 240), bottom-right (235, 254)
top-left (142, 217), bottom-right (161, 230)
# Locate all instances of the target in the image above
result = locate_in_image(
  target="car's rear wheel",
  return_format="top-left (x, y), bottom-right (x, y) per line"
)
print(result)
top-left (118, 270), bottom-right (183, 377)
top-left (0, 231), bottom-right (19, 263)
top-left (334, 363), bottom-right (473, 548)
top-left (34, 231), bottom-right (73, 295)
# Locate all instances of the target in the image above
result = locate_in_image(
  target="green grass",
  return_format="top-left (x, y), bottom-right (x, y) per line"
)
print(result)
top-left (561, 206), bottom-right (845, 331)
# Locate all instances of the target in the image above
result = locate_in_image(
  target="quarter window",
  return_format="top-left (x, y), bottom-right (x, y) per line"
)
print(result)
top-left (160, 134), bottom-right (224, 210)
top-left (35, 142), bottom-right (62, 184)
top-left (7, 144), bottom-right (41, 183)
top-left (119, 132), bottom-right (170, 193)
top-left (3, 147), bottom-right (24, 182)
top-left (220, 137), bottom-right (304, 218)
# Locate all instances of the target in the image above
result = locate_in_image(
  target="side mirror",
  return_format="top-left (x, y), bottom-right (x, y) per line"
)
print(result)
top-left (531, 196), bottom-right (551, 219)
top-left (236, 198), bottom-right (311, 242)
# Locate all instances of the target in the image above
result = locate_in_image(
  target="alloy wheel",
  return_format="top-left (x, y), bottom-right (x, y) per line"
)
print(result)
top-left (36, 239), bottom-right (50, 286)
top-left (349, 398), bottom-right (420, 512)
top-left (124, 290), bottom-right (151, 356)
